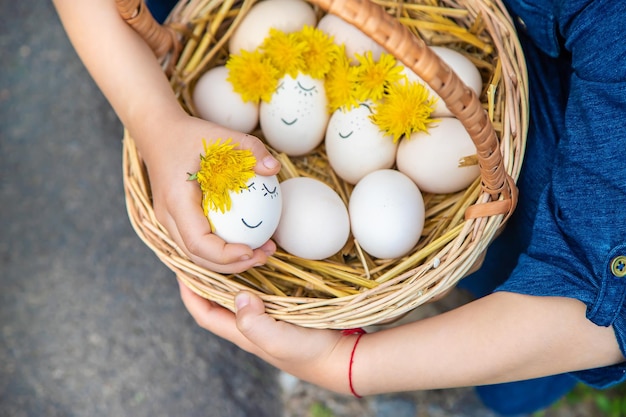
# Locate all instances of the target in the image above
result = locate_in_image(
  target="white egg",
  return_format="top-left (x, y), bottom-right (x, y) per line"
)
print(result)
top-left (325, 101), bottom-right (397, 184)
top-left (317, 14), bottom-right (385, 64)
top-left (349, 169), bottom-right (425, 259)
top-left (398, 46), bottom-right (482, 117)
top-left (396, 117), bottom-right (480, 194)
top-left (192, 66), bottom-right (259, 133)
top-left (207, 174), bottom-right (282, 249)
top-left (260, 73), bottom-right (329, 156)
top-left (273, 177), bottom-right (350, 260)
top-left (229, 0), bottom-right (317, 54)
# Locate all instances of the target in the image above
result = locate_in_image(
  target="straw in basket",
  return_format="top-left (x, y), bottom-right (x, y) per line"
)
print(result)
top-left (117, 0), bottom-right (528, 329)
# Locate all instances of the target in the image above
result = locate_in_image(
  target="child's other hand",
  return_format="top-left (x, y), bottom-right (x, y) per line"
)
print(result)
top-left (177, 281), bottom-right (351, 394)
top-left (138, 113), bottom-right (281, 274)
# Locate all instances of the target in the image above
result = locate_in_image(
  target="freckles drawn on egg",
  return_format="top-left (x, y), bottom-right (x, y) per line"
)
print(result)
top-left (333, 102), bottom-right (373, 141)
top-left (237, 180), bottom-right (279, 229)
top-left (268, 74), bottom-right (321, 128)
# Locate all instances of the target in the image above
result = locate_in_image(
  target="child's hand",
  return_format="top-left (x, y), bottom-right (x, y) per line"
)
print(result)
top-left (137, 113), bottom-right (281, 274)
top-left (177, 280), bottom-right (353, 394)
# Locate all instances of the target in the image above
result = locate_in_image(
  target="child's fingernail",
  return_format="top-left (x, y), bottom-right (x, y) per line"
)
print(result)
top-left (262, 156), bottom-right (279, 170)
top-left (235, 292), bottom-right (250, 311)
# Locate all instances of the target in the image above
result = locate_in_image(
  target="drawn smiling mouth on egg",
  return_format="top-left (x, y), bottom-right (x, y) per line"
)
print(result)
top-left (241, 218), bottom-right (263, 229)
top-left (281, 118), bottom-right (298, 125)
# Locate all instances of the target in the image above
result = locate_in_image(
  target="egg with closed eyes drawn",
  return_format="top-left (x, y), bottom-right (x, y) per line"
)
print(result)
top-left (325, 101), bottom-right (398, 184)
top-left (207, 174), bottom-right (282, 249)
top-left (260, 73), bottom-right (330, 156)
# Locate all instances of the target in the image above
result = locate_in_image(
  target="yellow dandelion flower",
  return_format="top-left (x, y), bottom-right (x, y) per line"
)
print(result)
top-left (354, 52), bottom-right (404, 102)
top-left (370, 80), bottom-right (438, 143)
top-left (226, 49), bottom-right (280, 103)
top-left (296, 25), bottom-right (342, 79)
top-left (325, 47), bottom-right (359, 112)
top-left (260, 28), bottom-right (307, 78)
top-left (189, 139), bottom-right (257, 215)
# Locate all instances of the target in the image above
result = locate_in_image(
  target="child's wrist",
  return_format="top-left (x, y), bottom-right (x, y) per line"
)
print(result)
top-left (341, 328), bottom-right (367, 398)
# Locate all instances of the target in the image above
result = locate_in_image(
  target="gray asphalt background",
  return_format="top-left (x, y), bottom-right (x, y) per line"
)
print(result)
top-left (1, 2), bottom-right (281, 416)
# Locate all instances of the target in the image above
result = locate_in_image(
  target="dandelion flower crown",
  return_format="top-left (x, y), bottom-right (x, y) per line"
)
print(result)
top-left (325, 49), bottom-right (438, 142)
top-left (188, 139), bottom-right (257, 216)
top-left (227, 26), bottom-right (341, 104)
top-left (226, 25), bottom-right (439, 141)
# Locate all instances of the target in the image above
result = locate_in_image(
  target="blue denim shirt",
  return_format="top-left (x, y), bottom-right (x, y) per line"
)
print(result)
top-left (468, 0), bottom-right (626, 387)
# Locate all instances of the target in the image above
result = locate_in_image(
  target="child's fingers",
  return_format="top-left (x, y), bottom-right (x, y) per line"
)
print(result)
top-left (234, 291), bottom-right (311, 360)
top-left (235, 134), bottom-right (281, 176)
top-left (164, 191), bottom-right (268, 271)
top-left (177, 281), bottom-right (266, 354)
top-left (178, 280), bottom-right (243, 339)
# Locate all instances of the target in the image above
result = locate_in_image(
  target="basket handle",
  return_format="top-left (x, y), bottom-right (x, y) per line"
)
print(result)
top-left (115, 0), bottom-right (178, 62)
top-left (115, 0), bottom-right (517, 220)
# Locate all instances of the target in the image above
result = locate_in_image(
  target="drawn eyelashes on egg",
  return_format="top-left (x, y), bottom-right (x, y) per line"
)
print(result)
top-left (295, 81), bottom-right (317, 96)
top-left (276, 80), bottom-right (318, 96)
top-left (244, 182), bottom-right (279, 199)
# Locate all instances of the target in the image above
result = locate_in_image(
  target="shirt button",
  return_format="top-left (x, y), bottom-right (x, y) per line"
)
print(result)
top-left (516, 16), bottom-right (527, 32)
top-left (610, 256), bottom-right (626, 278)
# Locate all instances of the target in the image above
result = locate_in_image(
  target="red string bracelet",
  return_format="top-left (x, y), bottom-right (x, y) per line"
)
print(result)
top-left (341, 328), bottom-right (367, 398)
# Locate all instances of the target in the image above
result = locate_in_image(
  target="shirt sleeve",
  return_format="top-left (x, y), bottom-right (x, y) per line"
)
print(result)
top-left (496, 0), bottom-right (626, 388)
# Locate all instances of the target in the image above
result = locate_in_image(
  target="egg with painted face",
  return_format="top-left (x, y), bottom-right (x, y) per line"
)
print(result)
top-left (207, 174), bottom-right (282, 249)
top-left (260, 73), bottom-right (330, 156)
top-left (325, 101), bottom-right (398, 184)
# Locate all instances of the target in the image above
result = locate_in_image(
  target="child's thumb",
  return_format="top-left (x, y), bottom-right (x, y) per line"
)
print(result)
top-left (236, 134), bottom-right (280, 176)
top-left (234, 291), bottom-right (276, 342)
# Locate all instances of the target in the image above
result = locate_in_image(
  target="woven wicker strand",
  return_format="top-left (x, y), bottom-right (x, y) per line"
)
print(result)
top-left (117, 0), bottom-right (528, 329)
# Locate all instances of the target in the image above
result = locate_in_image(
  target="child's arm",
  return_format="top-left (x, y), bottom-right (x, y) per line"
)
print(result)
top-left (52, 0), bottom-right (280, 273)
top-left (179, 284), bottom-right (624, 395)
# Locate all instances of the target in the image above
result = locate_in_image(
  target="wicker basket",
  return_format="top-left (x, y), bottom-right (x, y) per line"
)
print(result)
top-left (118, 0), bottom-right (528, 329)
